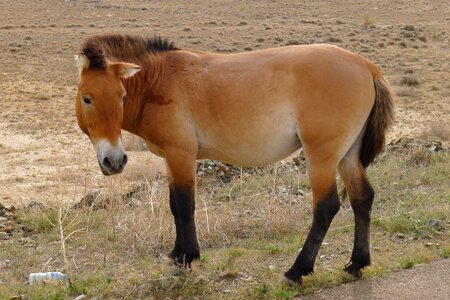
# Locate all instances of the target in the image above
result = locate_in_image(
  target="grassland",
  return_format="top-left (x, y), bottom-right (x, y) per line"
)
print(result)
top-left (0, 139), bottom-right (448, 299)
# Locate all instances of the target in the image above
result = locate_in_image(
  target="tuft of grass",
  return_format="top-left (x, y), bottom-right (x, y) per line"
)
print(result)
top-left (398, 253), bottom-right (430, 270)
top-left (363, 264), bottom-right (389, 278)
top-left (273, 288), bottom-right (297, 299)
top-left (400, 75), bottom-right (420, 86)
top-left (259, 242), bottom-right (283, 254)
top-left (363, 13), bottom-right (375, 28)
top-left (438, 247), bottom-right (450, 258)
top-left (69, 273), bottom-right (113, 296)
top-left (20, 208), bottom-right (57, 234)
top-left (375, 212), bottom-right (448, 239)
top-left (228, 248), bottom-right (244, 258)
top-left (402, 25), bottom-right (416, 31)
top-left (399, 258), bottom-right (416, 269)
top-left (406, 148), bottom-right (432, 167)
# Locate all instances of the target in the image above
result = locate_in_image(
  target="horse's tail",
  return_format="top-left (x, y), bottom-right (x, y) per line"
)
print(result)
top-left (360, 75), bottom-right (394, 169)
top-left (340, 68), bottom-right (394, 200)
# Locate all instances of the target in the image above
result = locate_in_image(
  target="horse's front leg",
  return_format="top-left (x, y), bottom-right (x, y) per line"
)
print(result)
top-left (164, 147), bottom-right (200, 268)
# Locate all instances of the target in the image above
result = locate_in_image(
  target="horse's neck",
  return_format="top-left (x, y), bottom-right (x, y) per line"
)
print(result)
top-left (121, 54), bottom-right (164, 134)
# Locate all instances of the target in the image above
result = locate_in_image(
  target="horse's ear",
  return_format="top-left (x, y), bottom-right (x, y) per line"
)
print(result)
top-left (110, 62), bottom-right (141, 79)
top-left (75, 53), bottom-right (89, 74)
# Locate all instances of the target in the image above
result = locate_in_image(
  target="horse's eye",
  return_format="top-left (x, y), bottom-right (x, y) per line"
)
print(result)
top-left (121, 94), bottom-right (127, 102)
top-left (82, 96), bottom-right (92, 105)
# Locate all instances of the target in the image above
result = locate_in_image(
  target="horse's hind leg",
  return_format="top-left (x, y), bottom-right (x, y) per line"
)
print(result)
top-left (338, 146), bottom-right (374, 277)
top-left (285, 153), bottom-right (341, 283)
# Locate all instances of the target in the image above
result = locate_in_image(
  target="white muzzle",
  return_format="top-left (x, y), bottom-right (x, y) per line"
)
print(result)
top-left (95, 139), bottom-right (128, 175)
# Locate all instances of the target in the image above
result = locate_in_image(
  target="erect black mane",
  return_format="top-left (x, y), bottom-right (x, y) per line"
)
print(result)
top-left (81, 34), bottom-right (178, 70)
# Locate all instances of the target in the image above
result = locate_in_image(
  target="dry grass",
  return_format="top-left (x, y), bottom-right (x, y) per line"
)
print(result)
top-left (0, 141), bottom-right (449, 299)
top-left (422, 121), bottom-right (450, 141)
top-left (122, 132), bottom-right (148, 152)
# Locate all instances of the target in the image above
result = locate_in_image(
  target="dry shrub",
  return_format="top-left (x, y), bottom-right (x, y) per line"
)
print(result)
top-left (400, 75), bottom-right (419, 86)
top-left (81, 176), bottom-right (174, 257)
top-left (80, 165), bottom-right (312, 257)
top-left (195, 191), bottom-right (308, 249)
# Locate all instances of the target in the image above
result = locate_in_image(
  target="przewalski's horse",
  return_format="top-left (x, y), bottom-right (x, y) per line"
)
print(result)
top-left (75, 34), bottom-right (393, 284)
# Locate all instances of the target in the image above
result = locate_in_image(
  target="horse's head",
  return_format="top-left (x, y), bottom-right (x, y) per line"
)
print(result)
top-left (75, 53), bottom-right (140, 175)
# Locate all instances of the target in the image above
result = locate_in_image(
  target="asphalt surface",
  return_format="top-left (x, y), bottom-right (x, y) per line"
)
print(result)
top-left (305, 259), bottom-right (450, 300)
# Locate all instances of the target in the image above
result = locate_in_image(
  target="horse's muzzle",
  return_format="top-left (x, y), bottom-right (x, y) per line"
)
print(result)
top-left (95, 139), bottom-right (128, 175)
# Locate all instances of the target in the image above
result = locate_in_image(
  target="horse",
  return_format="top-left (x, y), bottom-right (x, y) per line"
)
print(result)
top-left (75, 34), bottom-right (394, 284)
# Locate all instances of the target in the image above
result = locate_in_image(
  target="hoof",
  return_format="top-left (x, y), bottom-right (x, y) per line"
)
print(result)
top-left (344, 261), bottom-right (364, 278)
top-left (171, 251), bottom-right (200, 270)
top-left (284, 267), bottom-right (313, 285)
top-left (168, 248), bottom-right (181, 261)
top-left (283, 273), bottom-right (303, 286)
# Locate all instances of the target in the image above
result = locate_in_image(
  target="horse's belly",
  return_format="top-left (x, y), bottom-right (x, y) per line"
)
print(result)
top-left (197, 111), bottom-right (301, 167)
top-left (228, 131), bottom-right (301, 167)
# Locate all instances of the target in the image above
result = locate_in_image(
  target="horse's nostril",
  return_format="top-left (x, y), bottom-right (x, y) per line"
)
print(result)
top-left (103, 157), bottom-right (112, 168)
top-left (122, 154), bottom-right (128, 166)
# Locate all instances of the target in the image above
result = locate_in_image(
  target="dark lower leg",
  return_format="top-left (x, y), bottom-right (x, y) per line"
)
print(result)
top-left (169, 184), bottom-right (200, 266)
top-left (285, 186), bottom-right (340, 283)
top-left (168, 185), bottom-right (182, 259)
top-left (345, 180), bottom-right (374, 277)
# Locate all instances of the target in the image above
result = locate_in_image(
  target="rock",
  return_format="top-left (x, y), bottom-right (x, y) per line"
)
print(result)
top-left (428, 144), bottom-right (444, 152)
top-left (326, 37), bottom-right (343, 43)
top-left (8, 205), bottom-right (16, 214)
top-left (73, 190), bottom-right (102, 209)
top-left (123, 183), bottom-right (147, 207)
top-left (27, 201), bottom-right (43, 209)
top-left (0, 204), bottom-right (8, 217)
top-left (395, 233), bottom-right (406, 239)
top-left (3, 222), bottom-right (14, 233)
top-left (0, 259), bottom-right (14, 268)
top-left (19, 237), bottom-right (34, 246)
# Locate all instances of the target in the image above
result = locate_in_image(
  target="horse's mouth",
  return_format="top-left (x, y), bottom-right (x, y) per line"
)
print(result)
top-left (98, 161), bottom-right (125, 176)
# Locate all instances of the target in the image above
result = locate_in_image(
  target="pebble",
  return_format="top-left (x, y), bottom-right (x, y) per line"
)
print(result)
top-left (395, 233), bottom-right (406, 239)
top-left (0, 259), bottom-right (13, 268)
